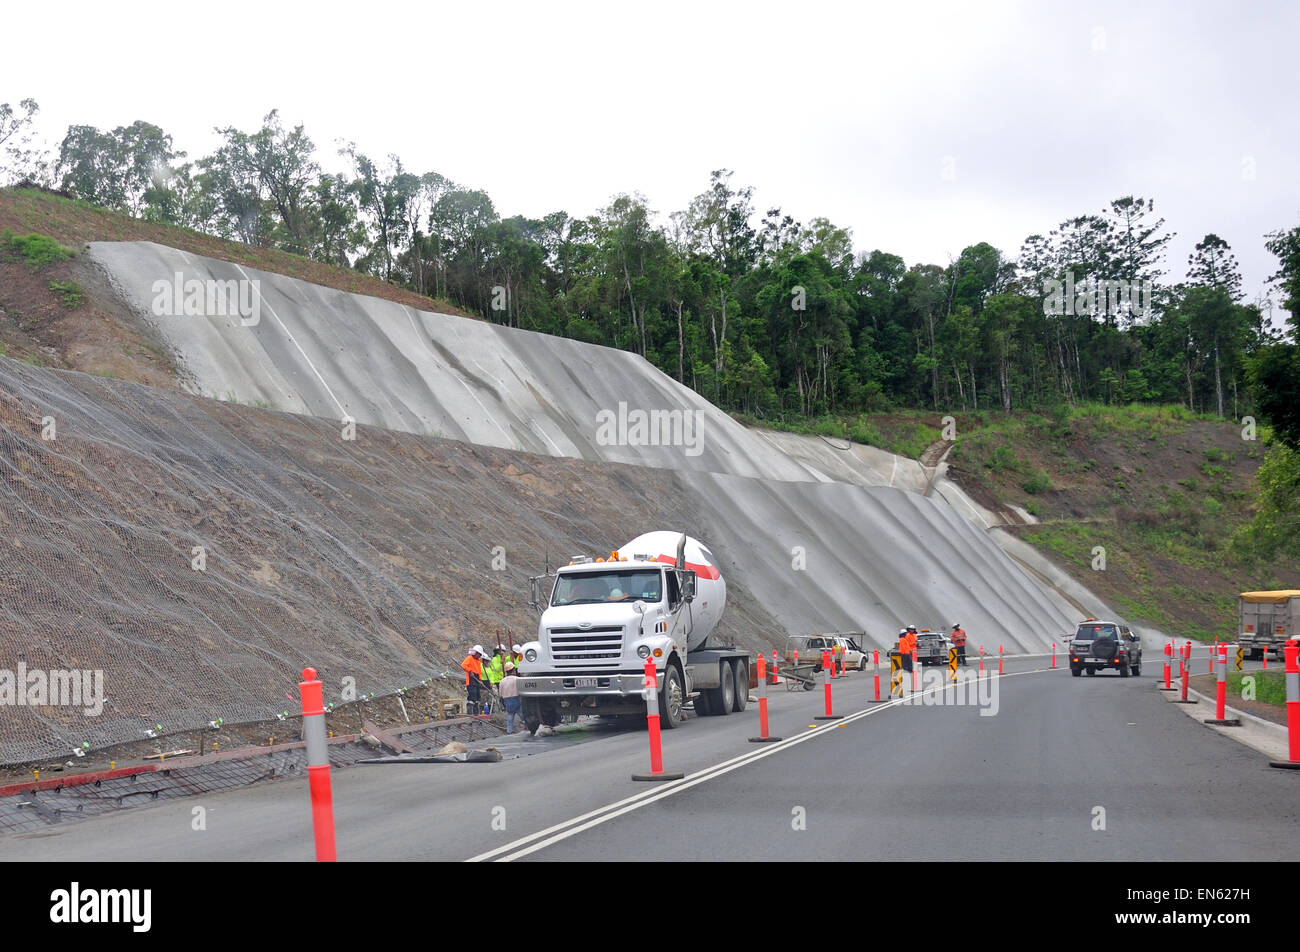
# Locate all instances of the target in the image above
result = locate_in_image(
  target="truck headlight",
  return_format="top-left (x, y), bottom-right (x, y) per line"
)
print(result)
top-left (525, 648), bottom-right (537, 662)
top-left (637, 645), bottom-right (651, 659)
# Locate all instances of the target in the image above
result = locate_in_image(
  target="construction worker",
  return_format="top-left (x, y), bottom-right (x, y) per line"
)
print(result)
top-left (499, 662), bottom-right (522, 733)
top-left (905, 625), bottom-right (918, 661)
top-left (951, 623), bottom-right (968, 667)
top-left (461, 645), bottom-right (486, 712)
top-left (897, 628), bottom-right (912, 675)
top-left (511, 643), bottom-right (524, 669)
top-left (486, 646), bottom-right (506, 686)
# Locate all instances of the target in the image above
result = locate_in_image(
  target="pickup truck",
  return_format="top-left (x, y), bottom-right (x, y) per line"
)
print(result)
top-left (915, 628), bottom-right (950, 666)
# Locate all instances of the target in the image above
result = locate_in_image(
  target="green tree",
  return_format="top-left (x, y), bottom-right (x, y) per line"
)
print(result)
top-left (0, 98), bottom-right (48, 185)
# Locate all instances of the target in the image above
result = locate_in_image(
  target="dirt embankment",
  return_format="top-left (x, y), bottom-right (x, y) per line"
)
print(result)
top-left (0, 358), bottom-right (786, 766)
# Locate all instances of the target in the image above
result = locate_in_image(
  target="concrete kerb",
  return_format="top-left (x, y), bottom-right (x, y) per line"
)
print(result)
top-left (1156, 680), bottom-right (1289, 763)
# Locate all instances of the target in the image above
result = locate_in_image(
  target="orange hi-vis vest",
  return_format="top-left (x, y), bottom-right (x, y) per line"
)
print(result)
top-left (952, 628), bottom-right (967, 647)
top-left (461, 655), bottom-right (482, 686)
top-left (898, 634), bottom-right (909, 654)
top-left (905, 632), bottom-right (918, 653)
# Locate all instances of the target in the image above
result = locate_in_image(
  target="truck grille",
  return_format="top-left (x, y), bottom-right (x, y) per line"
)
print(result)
top-left (548, 627), bottom-right (623, 666)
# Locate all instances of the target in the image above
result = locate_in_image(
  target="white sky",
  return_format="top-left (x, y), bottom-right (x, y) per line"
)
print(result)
top-left (5, 0), bottom-right (1297, 319)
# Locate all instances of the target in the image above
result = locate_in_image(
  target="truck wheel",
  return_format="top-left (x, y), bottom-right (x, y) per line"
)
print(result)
top-left (731, 659), bottom-right (748, 712)
top-left (541, 700), bottom-right (561, 727)
top-left (659, 665), bottom-right (684, 729)
top-left (710, 662), bottom-right (735, 716)
top-left (1119, 660), bottom-right (1130, 678)
top-left (694, 690), bottom-right (713, 716)
top-left (522, 698), bottom-right (541, 734)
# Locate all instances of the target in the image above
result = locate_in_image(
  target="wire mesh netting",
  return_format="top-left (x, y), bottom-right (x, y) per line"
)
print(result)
top-left (0, 357), bottom-right (776, 766)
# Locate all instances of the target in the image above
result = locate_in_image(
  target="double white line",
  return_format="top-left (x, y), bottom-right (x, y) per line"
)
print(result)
top-left (467, 667), bottom-right (1040, 862)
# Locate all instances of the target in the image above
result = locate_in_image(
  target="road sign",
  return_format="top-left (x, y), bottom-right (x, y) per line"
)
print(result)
top-left (948, 647), bottom-right (958, 679)
top-left (1236, 646), bottom-right (1245, 672)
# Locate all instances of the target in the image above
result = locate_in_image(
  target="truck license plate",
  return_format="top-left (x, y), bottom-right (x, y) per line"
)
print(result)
top-left (575, 678), bottom-right (598, 687)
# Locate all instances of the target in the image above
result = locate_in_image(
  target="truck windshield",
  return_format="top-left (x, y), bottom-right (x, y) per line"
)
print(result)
top-left (552, 570), bottom-right (662, 605)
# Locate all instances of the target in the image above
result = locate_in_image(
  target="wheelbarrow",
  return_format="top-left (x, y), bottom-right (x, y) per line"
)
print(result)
top-left (782, 661), bottom-right (821, 691)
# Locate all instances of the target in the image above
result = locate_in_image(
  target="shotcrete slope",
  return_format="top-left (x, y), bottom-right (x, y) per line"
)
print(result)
top-left (86, 242), bottom-right (815, 481)
top-left (84, 239), bottom-right (1088, 642)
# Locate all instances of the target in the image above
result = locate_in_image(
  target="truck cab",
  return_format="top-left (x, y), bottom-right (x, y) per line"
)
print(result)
top-left (517, 533), bottom-right (747, 735)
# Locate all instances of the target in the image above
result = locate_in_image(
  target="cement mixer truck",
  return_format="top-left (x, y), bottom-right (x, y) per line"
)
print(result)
top-left (517, 531), bottom-right (751, 734)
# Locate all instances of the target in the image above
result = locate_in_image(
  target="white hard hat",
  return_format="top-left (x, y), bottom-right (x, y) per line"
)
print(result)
top-left (512, 644), bottom-right (522, 652)
top-left (504, 662), bottom-right (515, 671)
top-left (472, 644), bottom-right (484, 654)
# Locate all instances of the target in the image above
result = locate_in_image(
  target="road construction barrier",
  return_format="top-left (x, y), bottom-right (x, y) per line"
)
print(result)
top-left (1235, 645), bottom-right (1244, 672)
top-left (890, 652), bottom-right (903, 698)
top-left (872, 650), bottom-right (881, 702)
top-left (298, 666), bottom-right (337, 862)
top-left (1269, 640), bottom-right (1300, 770)
top-left (1210, 640), bottom-right (1216, 675)
top-left (771, 650), bottom-right (779, 684)
top-left (633, 658), bottom-right (684, 781)
top-left (911, 648), bottom-right (919, 691)
top-left (1179, 643), bottom-right (1192, 702)
top-left (750, 655), bottom-right (782, 743)
top-left (1205, 644), bottom-right (1241, 727)
top-left (998, 644), bottom-right (1004, 675)
top-left (816, 650), bottom-right (842, 719)
top-left (1051, 642), bottom-right (1057, 669)
top-left (978, 645), bottom-right (985, 675)
top-left (948, 646), bottom-right (958, 682)
top-left (1161, 642), bottom-right (1175, 691)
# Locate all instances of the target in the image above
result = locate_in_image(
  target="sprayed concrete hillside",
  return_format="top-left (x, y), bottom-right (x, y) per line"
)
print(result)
top-left (82, 241), bottom-right (1088, 635)
top-left (85, 242), bottom-right (813, 481)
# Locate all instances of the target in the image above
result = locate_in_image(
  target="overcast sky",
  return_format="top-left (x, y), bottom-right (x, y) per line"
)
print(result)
top-left (6, 0), bottom-right (1297, 319)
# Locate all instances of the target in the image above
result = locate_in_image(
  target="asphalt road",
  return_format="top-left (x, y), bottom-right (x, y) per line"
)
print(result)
top-left (4, 651), bottom-right (1295, 862)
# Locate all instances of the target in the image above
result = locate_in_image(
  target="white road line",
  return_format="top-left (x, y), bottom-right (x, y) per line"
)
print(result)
top-left (475, 667), bottom-right (1044, 862)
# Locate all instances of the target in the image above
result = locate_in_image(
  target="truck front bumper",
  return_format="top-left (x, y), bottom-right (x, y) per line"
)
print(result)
top-left (518, 672), bottom-right (657, 698)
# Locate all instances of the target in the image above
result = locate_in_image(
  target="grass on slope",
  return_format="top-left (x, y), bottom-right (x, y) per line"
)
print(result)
top-left (746, 403), bottom-right (1292, 643)
top-left (944, 404), bottom-right (1288, 641)
top-left (0, 187), bottom-right (471, 318)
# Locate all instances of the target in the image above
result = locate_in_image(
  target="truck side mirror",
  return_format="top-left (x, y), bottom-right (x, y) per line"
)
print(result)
top-left (529, 575), bottom-right (550, 613)
top-left (681, 571), bottom-right (697, 602)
